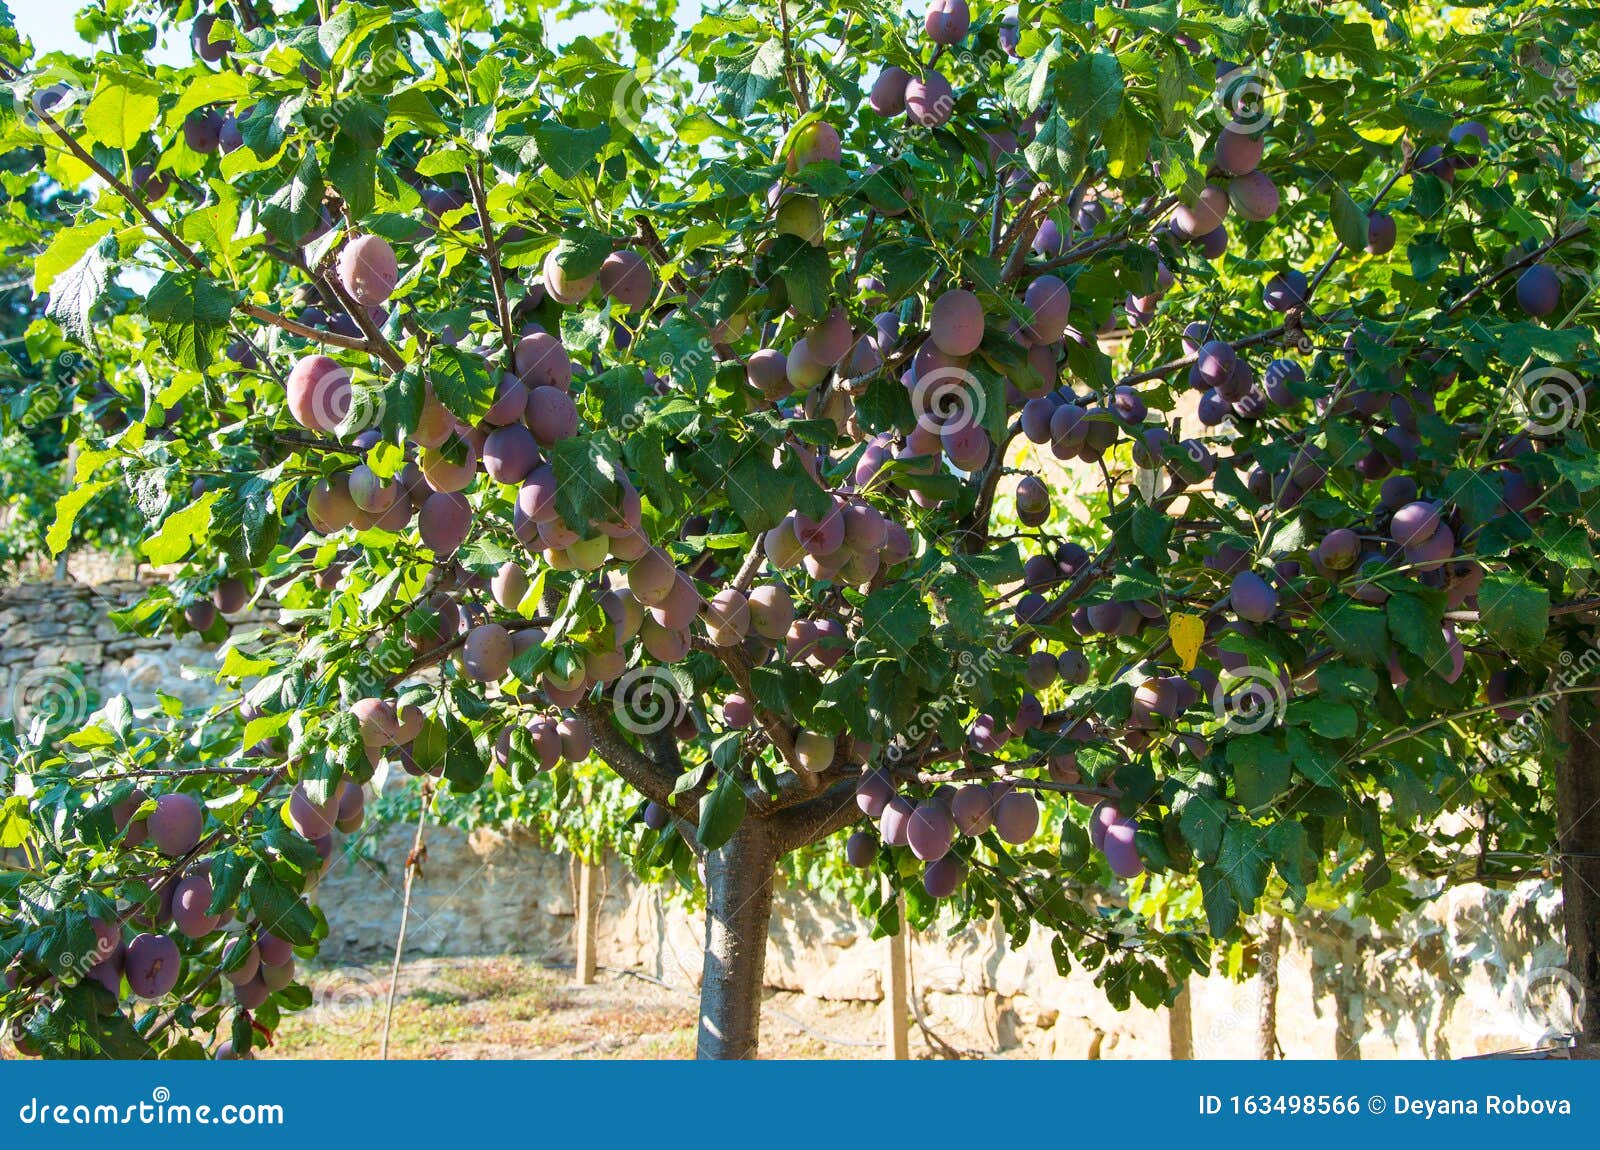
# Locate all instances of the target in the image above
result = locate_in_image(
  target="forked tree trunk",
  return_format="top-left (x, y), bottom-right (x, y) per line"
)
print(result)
top-left (1555, 698), bottom-right (1600, 1042)
top-left (696, 822), bottom-right (777, 1059)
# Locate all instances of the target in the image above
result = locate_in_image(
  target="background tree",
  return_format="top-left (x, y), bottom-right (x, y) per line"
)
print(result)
top-left (2, 0), bottom-right (1599, 1060)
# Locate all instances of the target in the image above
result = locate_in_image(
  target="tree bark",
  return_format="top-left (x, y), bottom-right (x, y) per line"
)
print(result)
top-left (1168, 979), bottom-right (1194, 1060)
top-left (696, 821), bottom-right (777, 1059)
top-left (574, 856), bottom-right (600, 986)
top-left (882, 888), bottom-right (910, 1060)
top-left (1555, 697), bottom-right (1600, 1042)
top-left (1258, 916), bottom-right (1283, 1060)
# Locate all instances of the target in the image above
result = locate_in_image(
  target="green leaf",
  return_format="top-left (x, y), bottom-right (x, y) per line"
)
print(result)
top-left (33, 219), bottom-right (115, 295)
top-left (427, 344), bottom-right (497, 425)
top-left (327, 131), bottom-right (377, 219)
top-left (140, 491), bottom-right (219, 566)
top-left (83, 77), bottom-right (160, 149)
top-left (170, 70), bottom-right (251, 123)
top-left (1024, 109), bottom-right (1085, 189)
top-left (535, 122), bottom-right (610, 181)
top-left (213, 477), bottom-right (280, 569)
top-left (550, 228), bottom-right (613, 280)
top-left (1178, 792), bottom-right (1227, 863)
top-left (1387, 590), bottom-right (1447, 664)
top-left (1478, 573), bottom-right (1550, 652)
top-left (1287, 698), bottom-right (1357, 739)
top-left (1228, 736), bottom-right (1292, 808)
top-left (1330, 185), bottom-right (1369, 250)
top-left (144, 269), bottom-right (236, 371)
top-left (260, 149), bottom-right (325, 244)
top-left (47, 479), bottom-right (111, 555)
top-left (696, 778), bottom-right (748, 851)
top-left (1197, 864), bottom-right (1240, 935)
top-left (775, 239), bottom-right (833, 321)
top-left (1321, 600), bottom-right (1389, 665)
top-left (859, 587), bottom-right (931, 664)
top-left (714, 39), bottom-right (785, 121)
top-left (245, 861), bottom-right (317, 947)
top-left (45, 235), bottom-right (116, 344)
top-left (549, 437), bottom-right (625, 537)
top-left (1217, 821), bottom-right (1270, 907)
top-left (1005, 34), bottom-right (1064, 114)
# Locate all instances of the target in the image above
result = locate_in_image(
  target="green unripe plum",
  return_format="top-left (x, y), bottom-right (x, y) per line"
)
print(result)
top-left (786, 122), bottom-right (842, 172)
top-left (419, 441), bottom-right (478, 494)
top-left (785, 337), bottom-right (830, 390)
top-left (492, 561), bottom-right (529, 610)
top-left (542, 250), bottom-right (597, 305)
top-left (775, 194), bottom-right (825, 245)
top-left (747, 583), bottom-right (795, 639)
top-left (793, 729), bottom-right (835, 773)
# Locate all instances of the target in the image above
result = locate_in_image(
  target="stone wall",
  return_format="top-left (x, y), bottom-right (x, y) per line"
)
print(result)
top-left (317, 823), bottom-right (1572, 1060)
top-left (1, 580), bottom-right (1578, 1058)
top-left (0, 579), bottom-right (270, 730)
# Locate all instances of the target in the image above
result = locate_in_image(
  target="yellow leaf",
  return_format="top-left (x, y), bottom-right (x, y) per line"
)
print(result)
top-left (1169, 612), bottom-right (1205, 672)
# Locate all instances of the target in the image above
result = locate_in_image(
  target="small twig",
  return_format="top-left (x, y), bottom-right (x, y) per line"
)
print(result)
top-left (380, 782), bottom-right (432, 1060)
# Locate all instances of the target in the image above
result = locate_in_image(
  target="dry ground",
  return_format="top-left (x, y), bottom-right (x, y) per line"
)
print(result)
top-left (262, 956), bottom-right (948, 1060)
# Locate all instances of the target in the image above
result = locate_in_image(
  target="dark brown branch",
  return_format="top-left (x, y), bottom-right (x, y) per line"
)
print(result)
top-left (575, 697), bottom-right (681, 808)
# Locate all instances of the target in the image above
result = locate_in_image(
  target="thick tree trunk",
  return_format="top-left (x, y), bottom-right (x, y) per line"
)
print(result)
top-left (1555, 698), bottom-right (1600, 1043)
top-left (1258, 916), bottom-right (1283, 1060)
top-left (696, 822), bottom-right (777, 1059)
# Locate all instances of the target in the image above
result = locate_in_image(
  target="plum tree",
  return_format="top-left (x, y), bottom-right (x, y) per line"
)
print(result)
top-left (5, 0), bottom-right (1600, 1066)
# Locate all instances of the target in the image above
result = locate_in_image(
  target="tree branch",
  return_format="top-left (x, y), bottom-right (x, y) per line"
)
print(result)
top-left (769, 778), bottom-right (857, 852)
top-left (575, 696), bottom-right (682, 808)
